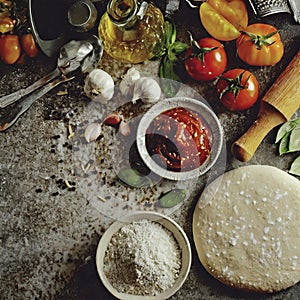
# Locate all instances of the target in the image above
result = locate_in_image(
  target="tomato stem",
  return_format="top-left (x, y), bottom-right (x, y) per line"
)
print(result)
top-left (186, 31), bottom-right (218, 64)
top-left (241, 31), bottom-right (277, 50)
top-left (218, 71), bottom-right (250, 101)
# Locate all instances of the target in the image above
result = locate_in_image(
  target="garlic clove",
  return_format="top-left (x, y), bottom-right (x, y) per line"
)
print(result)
top-left (119, 67), bottom-right (141, 96)
top-left (132, 77), bottom-right (161, 104)
top-left (84, 69), bottom-right (115, 104)
top-left (84, 122), bottom-right (102, 143)
top-left (103, 112), bottom-right (122, 126)
top-left (119, 120), bottom-right (131, 136)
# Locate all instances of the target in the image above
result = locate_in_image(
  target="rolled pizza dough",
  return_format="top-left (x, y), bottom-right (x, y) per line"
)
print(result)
top-left (193, 165), bottom-right (300, 293)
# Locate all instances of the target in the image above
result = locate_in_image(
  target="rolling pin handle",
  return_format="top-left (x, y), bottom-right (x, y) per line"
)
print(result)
top-left (232, 103), bottom-right (286, 162)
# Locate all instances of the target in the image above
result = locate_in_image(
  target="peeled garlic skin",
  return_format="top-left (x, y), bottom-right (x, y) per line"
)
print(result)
top-left (84, 69), bottom-right (114, 104)
top-left (132, 77), bottom-right (161, 104)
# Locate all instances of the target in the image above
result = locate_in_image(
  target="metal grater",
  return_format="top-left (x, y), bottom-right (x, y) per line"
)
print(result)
top-left (248, 0), bottom-right (290, 17)
top-left (248, 0), bottom-right (300, 23)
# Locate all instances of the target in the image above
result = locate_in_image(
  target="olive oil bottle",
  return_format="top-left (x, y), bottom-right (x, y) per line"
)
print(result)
top-left (98, 0), bottom-right (165, 63)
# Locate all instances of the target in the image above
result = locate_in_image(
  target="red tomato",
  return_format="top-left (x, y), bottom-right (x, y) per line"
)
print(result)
top-left (184, 37), bottom-right (227, 81)
top-left (217, 69), bottom-right (259, 111)
top-left (236, 23), bottom-right (284, 66)
top-left (21, 33), bottom-right (38, 58)
top-left (0, 34), bottom-right (21, 64)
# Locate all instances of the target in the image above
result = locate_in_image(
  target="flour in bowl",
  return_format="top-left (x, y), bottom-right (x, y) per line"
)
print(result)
top-left (103, 219), bottom-right (182, 296)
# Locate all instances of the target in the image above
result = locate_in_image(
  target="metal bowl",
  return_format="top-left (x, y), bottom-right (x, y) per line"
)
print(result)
top-left (136, 97), bottom-right (223, 181)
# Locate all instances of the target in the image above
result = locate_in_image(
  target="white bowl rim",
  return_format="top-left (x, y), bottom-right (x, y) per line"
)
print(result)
top-left (136, 97), bottom-right (223, 181)
top-left (96, 211), bottom-right (192, 300)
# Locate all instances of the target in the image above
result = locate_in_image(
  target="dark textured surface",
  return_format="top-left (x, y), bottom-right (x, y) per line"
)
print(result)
top-left (0, 1), bottom-right (300, 299)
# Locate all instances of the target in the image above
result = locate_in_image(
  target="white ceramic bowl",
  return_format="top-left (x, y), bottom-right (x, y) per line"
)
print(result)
top-left (136, 97), bottom-right (223, 181)
top-left (96, 212), bottom-right (192, 300)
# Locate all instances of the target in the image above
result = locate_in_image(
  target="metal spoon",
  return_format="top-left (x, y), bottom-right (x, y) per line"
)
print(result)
top-left (0, 36), bottom-right (103, 131)
top-left (0, 36), bottom-right (102, 108)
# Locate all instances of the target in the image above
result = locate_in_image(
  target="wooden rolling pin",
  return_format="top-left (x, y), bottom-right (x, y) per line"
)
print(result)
top-left (232, 50), bottom-right (300, 162)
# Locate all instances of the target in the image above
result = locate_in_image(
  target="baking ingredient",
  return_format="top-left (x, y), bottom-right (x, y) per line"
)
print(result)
top-left (119, 67), bottom-right (140, 96)
top-left (158, 188), bottom-right (187, 208)
top-left (156, 20), bottom-right (188, 97)
top-left (84, 122), bottom-right (102, 143)
top-left (0, 34), bottom-right (21, 64)
top-left (98, 0), bottom-right (165, 63)
top-left (103, 219), bottom-right (181, 296)
top-left (199, 0), bottom-right (248, 41)
top-left (276, 117), bottom-right (300, 176)
top-left (132, 77), bottom-right (161, 104)
top-left (84, 69), bottom-right (114, 104)
top-left (117, 167), bottom-right (150, 187)
top-left (184, 34), bottom-right (227, 81)
top-left (146, 107), bottom-right (211, 172)
top-left (236, 23), bottom-right (284, 66)
top-left (21, 33), bottom-right (38, 58)
top-left (217, 69), bottom-right (259, 111)
top-left (193, 165), bottom-right (300, 292)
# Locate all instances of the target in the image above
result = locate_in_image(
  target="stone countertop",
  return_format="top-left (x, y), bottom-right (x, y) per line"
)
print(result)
top-left (0, 1), bottom-right (300, 299)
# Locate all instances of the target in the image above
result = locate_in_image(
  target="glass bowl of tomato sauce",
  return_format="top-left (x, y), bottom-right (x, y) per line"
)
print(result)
top-left (136, 97), bottom-right (223, 181)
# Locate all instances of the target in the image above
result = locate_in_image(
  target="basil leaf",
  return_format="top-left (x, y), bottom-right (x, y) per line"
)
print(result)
top-left (164, 20), bottom-right (176, 47)
top-left (158, 188), bottom-right (187, 208)
top-left (117, 168), bottom-right (150, 188)
top-left (289, 125), bottom-right (300, 152)
top-left (159, 57), bottom-right (181, 97)
top-left (289, 156), bottom-right (300, 176)
top-left (276, 120), bottom-right (298, 143)
top-left (279, 132), bottom-right (291, 155)
top-left (170, 41), bottom-right (189, 54)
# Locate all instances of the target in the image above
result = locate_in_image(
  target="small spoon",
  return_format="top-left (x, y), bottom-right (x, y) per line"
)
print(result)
top-left (0, 36), bottom-right (103, 131)
top-left (0, 36), bottom-right (102, 108)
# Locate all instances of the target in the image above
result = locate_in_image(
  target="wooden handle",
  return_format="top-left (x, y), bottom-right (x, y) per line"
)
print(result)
top-left (232, 51), bottom-right (300, 162)
top-left (263, 51), bottom-right (300, 119)
top-left (232, 103), bottom-right (286, 162)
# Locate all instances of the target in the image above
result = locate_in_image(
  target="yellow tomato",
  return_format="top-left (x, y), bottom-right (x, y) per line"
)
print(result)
top-left (236, 23), bottom-right (284, 66)
top-left (200, 0), bottom-right (248, 41)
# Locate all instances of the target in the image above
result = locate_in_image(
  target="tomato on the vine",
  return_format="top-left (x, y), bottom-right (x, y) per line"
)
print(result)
top-left (184, 37), bottom-right (227, 81)
top-left (200, 0), bottom-right (248, 41)
top-left (21, 33), bottom-right (38, 58)
top-left (217, 69), bottom-right (259, 111)
top-left (236, 23), bottom-right (284, 66)
top-left (0, 34), bottom-right (21, 64)
top-left (0, 16), bottom-right (15, 34)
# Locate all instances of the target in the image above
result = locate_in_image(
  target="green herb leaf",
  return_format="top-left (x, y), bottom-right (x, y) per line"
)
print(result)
top-left (164, 20), bottom-right (176, 47)
top-left (170, 41), bottom-right (189, 54)
top-left (159, 56), bottom-right (181, 97)
top-left (158, 188), bottom-right (187, 208)
top-left (117, 168), bottom-right (150, 188)
top-left (289, 156), bottom-right (300, 176)
top-left (279, 133), bottom-right (290, 155)
top-left (275, 118), bottom-right (300, 143)
top-left (289, 125), bottom-right (300, 152)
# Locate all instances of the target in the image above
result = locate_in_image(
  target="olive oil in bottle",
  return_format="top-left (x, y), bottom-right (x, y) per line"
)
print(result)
top-left (98, 0), bottom-right (165, 63)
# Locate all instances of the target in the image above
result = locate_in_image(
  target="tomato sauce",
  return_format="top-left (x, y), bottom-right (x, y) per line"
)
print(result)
top-left (146, 107), bottom-right (211, 172)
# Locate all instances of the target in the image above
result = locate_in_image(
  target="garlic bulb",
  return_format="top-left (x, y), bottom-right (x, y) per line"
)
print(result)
top-left (84, 69), bottom-right (114, 104)
top-left (119, 67), bottom-right (140, 96)
top-left (132, 77), bottom-right (161, 104)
